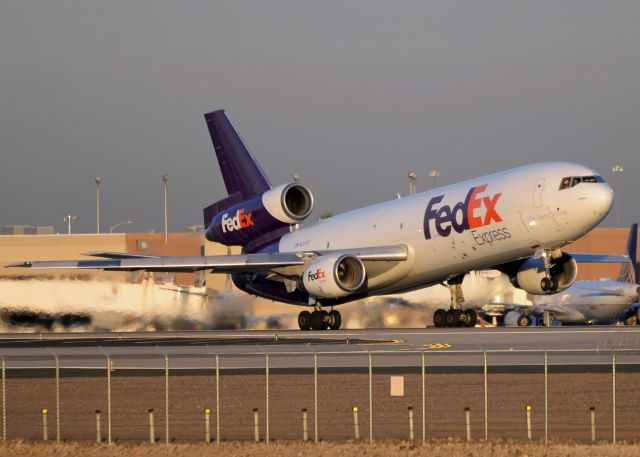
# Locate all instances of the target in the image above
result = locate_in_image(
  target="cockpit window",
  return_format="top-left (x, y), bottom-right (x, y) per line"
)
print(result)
top-left (559, 175), bottom-right (604, 190)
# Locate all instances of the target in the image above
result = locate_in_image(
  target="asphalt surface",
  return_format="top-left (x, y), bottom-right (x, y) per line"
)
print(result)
top-left (1, 327), bottom-right (639, 443)
top-left (0, 327), bottom-right (639, 369)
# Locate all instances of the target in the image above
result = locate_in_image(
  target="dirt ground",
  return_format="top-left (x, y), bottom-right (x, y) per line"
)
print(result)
top-left (1, 441), bottom-right (640, 457)
top-left (3, 367), bottom-right (639, 444)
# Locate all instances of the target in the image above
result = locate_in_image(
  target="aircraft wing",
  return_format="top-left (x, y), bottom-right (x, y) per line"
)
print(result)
top-left (528, 305), bottom-right (570, 316)
top-left (83, 251), bottom-right (165, 260)
top-left (570, 253), bottom-right (629, 263)
top-left (6, 244), bottom-right (408, 274)
top-left (7, 253), bottom-right (305, 273)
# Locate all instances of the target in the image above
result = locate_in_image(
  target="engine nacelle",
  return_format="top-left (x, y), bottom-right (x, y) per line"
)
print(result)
top-left (504, 311), bottom-right (534, 327)
top-left (302, 255), bottom-right (366, 299)
top-left (206, 183), bottom-right (314, 246)
top-left (514, 252), bottom-right (577, 295)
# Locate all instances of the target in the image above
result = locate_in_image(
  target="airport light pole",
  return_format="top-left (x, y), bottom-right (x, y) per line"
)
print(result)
top-left (63, 214), bottom-right (78, 234)
top-left (95, 176), bottom-right (102, 234)
top-left (611, 164), bottom-right (624, 227)
top-left (408, 171), bottom-right (417, 196)
top-left (429, 170), bottom-right (440, 188)
top-left (110, 220), bottom-right (133, 233)
top-left (162, 174), bottom-right (169, 243)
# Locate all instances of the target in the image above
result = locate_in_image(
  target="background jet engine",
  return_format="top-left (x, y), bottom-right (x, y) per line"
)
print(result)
top-left (302, 255), bottom-right (366, 299)
top-left (514, 252), bottom-right (578, 295)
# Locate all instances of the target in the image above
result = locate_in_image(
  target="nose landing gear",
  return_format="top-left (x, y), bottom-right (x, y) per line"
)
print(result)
top-left (539, 250), bottom-right (559, 293)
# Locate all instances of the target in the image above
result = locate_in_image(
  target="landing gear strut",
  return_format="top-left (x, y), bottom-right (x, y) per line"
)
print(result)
top-left (298, 308), bottom-right (341, 331)
top-left (539, 250), bottom-right (559, 293)
top-left (432, 276), bottom-right (478, 328)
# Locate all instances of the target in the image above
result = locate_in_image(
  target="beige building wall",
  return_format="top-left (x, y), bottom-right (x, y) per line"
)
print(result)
top-left (0, 233), bottom-right (128, 281)
top-left (567, 227), bottom-right (638, 280)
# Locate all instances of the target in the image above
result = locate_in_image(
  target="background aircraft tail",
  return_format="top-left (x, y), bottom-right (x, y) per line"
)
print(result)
top-left (202, 110), bottom-right (314, 251)
top-left (617, 223), bottom-right (638, 284)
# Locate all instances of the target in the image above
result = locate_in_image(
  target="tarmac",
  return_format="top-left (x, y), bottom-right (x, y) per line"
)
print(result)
top-left (1, 327), bottom-right (639, 443)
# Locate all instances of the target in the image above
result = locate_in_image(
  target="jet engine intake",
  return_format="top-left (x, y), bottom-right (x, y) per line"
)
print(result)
top-left (205, 182), bottom-right (314, 246)
top-left (504, 311), bottom-right (533, 327)
top-left (514, 252), bottom-right (577, 295)
top-left (262, 183), bottom-right (314, 223)
top-left (302, 255), bottom-right (366, 299)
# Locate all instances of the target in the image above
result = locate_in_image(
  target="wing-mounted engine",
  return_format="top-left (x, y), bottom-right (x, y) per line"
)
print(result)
top-left (513, 252), bottom-right (577, 295)
top-left (301, 255), bottom-right (366, 299)
top-left (205, 183), bottom-right (314, 246)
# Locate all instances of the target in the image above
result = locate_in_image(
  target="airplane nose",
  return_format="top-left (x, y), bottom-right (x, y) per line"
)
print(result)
top-left (594, 183), bottom-right (614, 217)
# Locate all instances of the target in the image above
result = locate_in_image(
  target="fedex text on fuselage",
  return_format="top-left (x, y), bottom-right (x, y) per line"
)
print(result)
top-left (423, 184), bottom-right (503, 240)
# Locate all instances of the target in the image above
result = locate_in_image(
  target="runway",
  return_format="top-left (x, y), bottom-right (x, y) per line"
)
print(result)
top-left (2, 327), bottom-right (639, 443)
top-left (1, 326), bottom-right (639, 370)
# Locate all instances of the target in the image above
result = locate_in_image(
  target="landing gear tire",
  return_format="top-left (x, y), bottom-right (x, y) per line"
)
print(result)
top-left (548, 277), bottom-right (558, 292)
top-left (310, 310), bottom-right (325, 330)
top-left (464, 309), bottom-right (478, 328)
top-left (433, 309), bottom-right (446, 328)
top-left (298, 311), bottom-right (312, 330)
top-left (328, 310), bottom-right (342, 330)
top-left (445, 309), bottom-right (460, 327)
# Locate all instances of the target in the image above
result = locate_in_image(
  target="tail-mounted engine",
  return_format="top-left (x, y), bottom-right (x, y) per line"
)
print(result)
top-left (205, 183), bottom-right (314, 246)
top-left (302, 255), bottom-right (366, 299)
top-left (513, 252), bottom-right (578, 295)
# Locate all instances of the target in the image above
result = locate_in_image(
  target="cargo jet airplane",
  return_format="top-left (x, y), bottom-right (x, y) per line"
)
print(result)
top-left (9, 110), bottom-right (615, 330)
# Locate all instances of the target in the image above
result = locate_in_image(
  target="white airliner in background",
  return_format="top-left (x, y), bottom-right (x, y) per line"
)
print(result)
top-left (8, 110), bottom-right (615, 330)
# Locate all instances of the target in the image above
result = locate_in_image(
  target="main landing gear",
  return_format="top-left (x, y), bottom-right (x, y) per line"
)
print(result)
top-left (432, 276), bottom-right (478, 328)
top-left (298, 308), bottom-right (342, 331)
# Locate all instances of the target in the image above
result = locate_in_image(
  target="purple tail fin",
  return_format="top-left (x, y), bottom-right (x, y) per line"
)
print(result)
top-left (205, 110), bottom-right (271, 197)
top-left (203, 110), bottom-right (272, 226)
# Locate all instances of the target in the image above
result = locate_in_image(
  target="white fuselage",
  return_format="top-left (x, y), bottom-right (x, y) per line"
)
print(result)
top-left (279, 162), bottom-right (613, 296)
top-left (533, 279), bottom-right (640, 323)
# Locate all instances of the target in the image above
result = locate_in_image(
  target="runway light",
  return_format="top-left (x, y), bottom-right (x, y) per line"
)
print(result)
top-left (204, 408), bottom-right (211, 414)
top-left (352, 406), bottom-right (358, 412)
top-left (41, 408), bottom-right (48, 415)
top-left (526, 405), bottom-right (532, 411)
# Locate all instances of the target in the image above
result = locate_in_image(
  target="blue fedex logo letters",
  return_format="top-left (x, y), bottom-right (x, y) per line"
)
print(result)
top-left (423, 184), bottom-right (503, 240)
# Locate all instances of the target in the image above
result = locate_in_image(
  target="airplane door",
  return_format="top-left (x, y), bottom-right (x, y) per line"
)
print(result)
top-left (534, 179), bottom-right (545, 208)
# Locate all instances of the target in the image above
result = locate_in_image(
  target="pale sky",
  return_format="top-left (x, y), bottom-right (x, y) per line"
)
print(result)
top-left (1, 1), bottom-right (639, 233)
